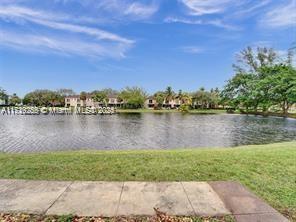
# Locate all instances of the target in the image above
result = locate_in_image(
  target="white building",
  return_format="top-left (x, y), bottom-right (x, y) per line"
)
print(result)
top-left (144, 96), bottom-right (182, 109)
top-left (65, 94), bottom-right (182, 109)
top-left (65, 94), bottom-right (122, 108)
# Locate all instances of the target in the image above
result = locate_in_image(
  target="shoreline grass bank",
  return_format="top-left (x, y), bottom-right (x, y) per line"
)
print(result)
top-left (0, 142), bottom-right (295, 219)
top-left (116, 108), bottom-right (296, 119)
top-left (116, 108), bottom-right (227, 114)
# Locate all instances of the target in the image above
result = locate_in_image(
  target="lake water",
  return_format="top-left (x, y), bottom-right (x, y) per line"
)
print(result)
top-left (0, 113), bottom-right (295, 153)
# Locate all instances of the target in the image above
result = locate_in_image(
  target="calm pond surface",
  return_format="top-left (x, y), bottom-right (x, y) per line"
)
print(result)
top-left (0, 113), bottom-right (295, 153)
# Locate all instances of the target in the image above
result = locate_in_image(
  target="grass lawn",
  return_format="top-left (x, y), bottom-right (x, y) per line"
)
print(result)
top-left (0, 142), bottom-right (295, 220)
top-left (116, 108), bottom-right (226, 114)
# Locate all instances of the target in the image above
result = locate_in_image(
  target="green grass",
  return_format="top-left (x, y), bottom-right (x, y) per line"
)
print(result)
top-left (0, 142), bottom-right (295, 219)
top-left (117, 108), bottom-right (226, 114)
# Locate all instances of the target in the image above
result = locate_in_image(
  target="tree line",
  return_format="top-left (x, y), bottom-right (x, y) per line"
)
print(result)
top-left (0, 86), bottom-right (222, 110)
top-left (1, 45), bottom-right (295, 114)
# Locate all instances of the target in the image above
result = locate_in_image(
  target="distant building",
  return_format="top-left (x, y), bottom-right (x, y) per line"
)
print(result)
top-left (65, 94), bottom-right (182, 109)
top-left (65, 94), bottom-right (122, 108)
top-left (144, 96), bottom-right (181, 109)
top-left (106, 94), bottom-right (121, 107)
top-left (145, 96), bottom-right (156, 108)
top-left (65, 95), bottom-right (83, 108)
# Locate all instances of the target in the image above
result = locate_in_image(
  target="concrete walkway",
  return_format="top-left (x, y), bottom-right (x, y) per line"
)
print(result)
top-left (0, 179), bottom-right (288, 222)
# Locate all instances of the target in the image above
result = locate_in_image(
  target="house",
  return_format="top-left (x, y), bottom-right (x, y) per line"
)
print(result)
top-left (65, 94), bottom-right (182, 109)
top-left (65, 94), bottom-right (122, 108)
top-left (145, 96), bottom-right (156, 108)
top-left (65, 95), bottom-right (84, 108)
top-left (106, 94), bottom-right (121, 107)
top-left (144, 96), bottom-right (182, 109)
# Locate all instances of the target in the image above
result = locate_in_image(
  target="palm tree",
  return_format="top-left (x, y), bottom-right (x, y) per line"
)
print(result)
top-left (80, 91), bottom-right (87, 107)
top-left (177, 89), bottom-right (182, 99)
top-left (165, 86), bottom-right (174, 108)
top-left (9, 93), bottom-right (21, 106)
top-left (180, 92), bottom-right (192, 106)
top-left (192, 87), bottom-right (209, 109)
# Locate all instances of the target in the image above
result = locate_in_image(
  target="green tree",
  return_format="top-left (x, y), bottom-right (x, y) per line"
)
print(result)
top-left (23, 90), bottom-right (63, 106)
top-left (91, 88), bottom-right (118, 97)
top-left (208, 88), bottom-right (220, 108)
top-left (179, 92), bottom-right (192, 106)
top-left (92, 91), bottom-right (108, 106)
top-left (222, 45), bottom-right (296, 114)
top-left (174, 89), bottom-right (193, 110)
top-left (192, 87), bottom-right (210, 109)
top-left (260, 64), bottom-right (296, 114)
top-left (233, 46), bottom-right (277, 73)
top-left (9, 93), bottom-right (21, 106)
top-left (154, 91), bottom-right (165, 109)
top-left (79, 91), bottom-right (87, 107)
top-left (57, 89), bottom-right (75, 97)
top-left (177, 90), bottom-right (183, 99)
top-left (221, 73), bottom-right (256, 111)
top-left (118, 87), bottom-right (147, 109)
top-left (0, 87), bottom-right (8, 104)
top-left (164, 86), bottom-right (174, 106)
top-left (101, 88), bottom-right (118, 95)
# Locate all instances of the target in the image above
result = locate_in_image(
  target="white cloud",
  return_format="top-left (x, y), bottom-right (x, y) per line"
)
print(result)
top-left (0, 5), bottom-right (134, 59)
top-left (0, 5), bottom-right (133, 44)
top-left (260, 0), bottom-right (296, 28)
top-left (232, 0), bottom-right (270, 17)
top-left (0, 5), bottom-right (68, 21)
top-left (206, 19), bottom-right (240, 30)
top-left (85, 0), bottom-right (158, 20)
top-left (31, 19), bottom-right (133, 44)
top-left (0, 30), bottom-right (131, 59)
top-left (179, 0), bottom-right (235, 16)
top-left (181, 46), bottom-right (203, 54)
top-left (124, 2), bottom-right (158, 19)
top-left (165, 17), bottom-right (202, 25)
top-left (164, 16), bottom-right (239, 30)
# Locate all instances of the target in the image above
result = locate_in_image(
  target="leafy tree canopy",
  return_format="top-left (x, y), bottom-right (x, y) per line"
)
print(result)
top-left (0, 87), bottom-right (8, 102)
top-left (23, 89), bottom-right (63, 106)
top-left (118, 87), bottom-right (147, 109)
top-left (222, 45), bottom-right (296, 114)
top-left (9, 93), bottom-right (21, 105)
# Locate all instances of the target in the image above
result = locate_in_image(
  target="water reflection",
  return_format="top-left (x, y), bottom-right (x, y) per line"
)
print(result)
top-left (0, 113), bottom-right (295, 153)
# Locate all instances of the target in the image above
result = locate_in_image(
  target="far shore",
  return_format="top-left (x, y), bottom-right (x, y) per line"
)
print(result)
top-left (116, 108), bottom-right (296, 118)
top-left (116, 108), bottom-right (226, 114)
top-left (1, 106), bottom-right (296, 118)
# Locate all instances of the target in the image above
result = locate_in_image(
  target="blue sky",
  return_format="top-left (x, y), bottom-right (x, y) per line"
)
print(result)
top-left (0, 0), bottom-right (295, 96)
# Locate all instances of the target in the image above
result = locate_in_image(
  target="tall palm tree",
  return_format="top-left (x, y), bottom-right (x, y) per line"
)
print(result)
top-left (165, 86), bottom-right (174, 107)
top-left (80, 91), bottom-right (87, 107)
top-left (177, 89), bottom-right (182, 99)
